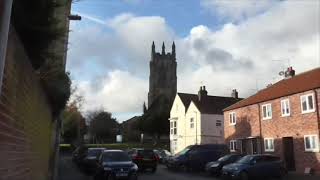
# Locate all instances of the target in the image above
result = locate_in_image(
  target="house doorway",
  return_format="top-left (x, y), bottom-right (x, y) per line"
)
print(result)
top-left (282, 137), bottom-right (295, 171)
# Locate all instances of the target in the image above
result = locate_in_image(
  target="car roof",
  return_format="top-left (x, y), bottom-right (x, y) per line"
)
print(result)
top-left (103, 149), bottom-right (123, 152)
top-left (246, 154), bottom-right (279, 158)
top-left (88, 148), bottom-right (106, 150)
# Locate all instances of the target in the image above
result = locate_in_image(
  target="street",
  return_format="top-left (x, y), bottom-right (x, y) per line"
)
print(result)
top-left (58, 153), bottom-right (215, 180)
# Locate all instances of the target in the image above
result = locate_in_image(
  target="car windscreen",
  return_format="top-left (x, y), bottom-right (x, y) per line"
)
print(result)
top-left (176, 147), bottom-right (190, 156)
top-left (87, 149), bottom-right (102, 157)
top-left (236, 155), bottom-right (254, 164)
top-left (138, 150), bottom-right (154, 158)
top-left (102, 152), bottom-right (131, 162)
top-left (218, 154), bottom-right (233, 162)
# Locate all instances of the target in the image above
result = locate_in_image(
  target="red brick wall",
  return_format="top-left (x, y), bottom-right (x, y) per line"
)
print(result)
top-left (0, 28), bottom-right (54, 180)
top-left (224, 89), bottom-right (320, 174)
top-left (224, 104), bottom-right (261, 142)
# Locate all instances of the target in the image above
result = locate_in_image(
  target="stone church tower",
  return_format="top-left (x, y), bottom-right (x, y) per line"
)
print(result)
top-left (148, 41), bottom-right (177, 107)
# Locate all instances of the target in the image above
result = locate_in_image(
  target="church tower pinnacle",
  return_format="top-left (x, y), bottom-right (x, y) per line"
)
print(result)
top-left (162, 42), bottom-right (165, 55)
top-left (148, 41), bottom-right (177, 107)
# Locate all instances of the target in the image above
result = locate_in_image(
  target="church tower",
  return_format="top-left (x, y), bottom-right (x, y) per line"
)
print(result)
top-left (148, 41), bottom-right (177, 107)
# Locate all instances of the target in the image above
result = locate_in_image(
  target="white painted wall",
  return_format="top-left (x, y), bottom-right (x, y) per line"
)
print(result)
top-left (200, 114), bottom-right (224, 144)
top-left (169, 94), bottom-right (225, 154)
top-left (169, 94), bottom-right (186, 154)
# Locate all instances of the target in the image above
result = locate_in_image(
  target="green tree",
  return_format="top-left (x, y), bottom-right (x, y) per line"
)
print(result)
top-left (88, 110), bottom-right (119, 143)
top-left (138, 95), bottom-right (170, 140)
top-left (61, 104), bottom-right (86, 143)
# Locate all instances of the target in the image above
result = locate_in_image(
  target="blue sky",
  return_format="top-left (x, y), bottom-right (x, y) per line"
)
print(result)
top-left (72, 0), bottom-right (224, 36)
top-left (67, 0), bottom-right (320, 122)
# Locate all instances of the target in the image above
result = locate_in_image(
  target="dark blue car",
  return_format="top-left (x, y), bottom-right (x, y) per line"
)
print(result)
top-left (205, 154), bottom-right (243, 176)
top-left (222, 154), bottom-right (286, 180)
top-left (166, 144), bottom-right (228, 171)
top-left (94, 150), bottom-right (138, 180)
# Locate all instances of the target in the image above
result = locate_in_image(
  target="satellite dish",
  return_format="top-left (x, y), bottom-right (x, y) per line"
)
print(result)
top-left (279, 71), bottom-right (285, 76)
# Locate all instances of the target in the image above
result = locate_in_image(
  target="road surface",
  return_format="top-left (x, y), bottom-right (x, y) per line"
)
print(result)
top-left (58, 153), bottom-right (215, 180)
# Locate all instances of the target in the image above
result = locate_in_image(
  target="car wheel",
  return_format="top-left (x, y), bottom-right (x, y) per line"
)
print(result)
top-left (240, 171), bottom-right (249, 180)
top-left (130, 173), bottom-right (138, 180)
top-left (107, 174), bottom-right (116, 180)
top-left (279, 168), bottom-right (287, 179)
top-left (180, 165), bottom-right (186, 172)
top-left (151, 167), bottom-right (157, 173)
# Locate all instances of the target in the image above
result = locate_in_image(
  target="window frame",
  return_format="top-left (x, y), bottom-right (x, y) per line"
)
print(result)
top-left (264, 138), bottom-right (274, 152)
top-left (300, 93), bottom-right (315, 114)
top-left (280, 99), bottom-right (290, 117)
top-left (230, 140), bottom-right (237, 152)
top-left (229, 112), bottom-right (236, 125)
top-left (262, 103), bottom-right (272, 120)
top-left (216, 120), bottom-right (222, 127)
top-left (170, 120), bottom-right (177, 135)
top-left (304, 135), bottom-right (319, 152)
top-left (190, 118), bottom-right (194, 129)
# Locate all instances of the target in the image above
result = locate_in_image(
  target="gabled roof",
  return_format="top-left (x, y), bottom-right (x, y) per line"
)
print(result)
top-left (177, 93), bottom-right (242, 114)
top-left (224, 67), bottom-right (320, 111)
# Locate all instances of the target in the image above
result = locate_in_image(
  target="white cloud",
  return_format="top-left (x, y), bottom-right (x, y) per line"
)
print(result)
top-left (68, 0), bottom-right (320, 122)
top-left (76, 70), bottom-right (148, 117)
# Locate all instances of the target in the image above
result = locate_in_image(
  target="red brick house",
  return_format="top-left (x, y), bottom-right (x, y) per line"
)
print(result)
top-left (223, 67), bottom-right (320, 174)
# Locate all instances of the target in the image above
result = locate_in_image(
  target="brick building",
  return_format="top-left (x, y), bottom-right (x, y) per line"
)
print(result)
top-left (224, 67), bottom-right (320, 174)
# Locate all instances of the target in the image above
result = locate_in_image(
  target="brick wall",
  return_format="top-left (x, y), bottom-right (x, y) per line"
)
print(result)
top-left (224, 89), bottom-right (320, 174)
top-left (0, 28), bottom-right (54, 180)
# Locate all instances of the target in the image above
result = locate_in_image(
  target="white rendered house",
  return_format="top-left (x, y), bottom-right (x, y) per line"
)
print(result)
top-left (169, 86), bottom-right (241, 154)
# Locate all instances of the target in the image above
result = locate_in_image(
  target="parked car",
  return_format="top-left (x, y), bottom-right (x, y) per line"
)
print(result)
top-left (222, 154), bottom-right (287, 180)
top-left (205, 154), bottom-right (243, 176)
top-left (81, 148), bottom-right (106, 171)
top-left (94, 150), bottom-right (138, 180)
top-left (166, 144), bottom-right (228, 171)
top-left (129, 149), bottom-right (158, 172)
top-left (153, 149), bottom-right (172, 164)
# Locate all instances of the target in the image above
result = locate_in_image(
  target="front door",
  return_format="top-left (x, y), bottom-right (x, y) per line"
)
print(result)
top-left (282, 137), bottom-right (295, 171)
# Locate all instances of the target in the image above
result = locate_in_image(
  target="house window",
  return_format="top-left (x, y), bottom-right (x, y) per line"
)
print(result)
top-left (230, 140), bottom-right (237, 152)
top-left (229, 112), bottom-right (236, 125)
top-left (190, 118), bottom-right (194, 128)
top-left (262, 104), bottom-right (272, 120)
top-left (216, 120), bottom-right (222, 126)
top-left (281, 99), bottom-right (290, 116)
top-left (264, 138), bottom-right (274, 152)
top-left (301, 94), bottom-right (315, 113)
top-left (304, 135), bottom-right (319, 152)
top-left (170, 121), bottom-right (177, 135)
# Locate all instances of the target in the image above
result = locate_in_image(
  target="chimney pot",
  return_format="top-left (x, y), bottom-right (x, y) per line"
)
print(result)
top-left (231, 89), bottom-right (239, 99)
top-left (198, 85), bottom-right (208, 101)
top-left (285, 66), bottom-right (295, 78)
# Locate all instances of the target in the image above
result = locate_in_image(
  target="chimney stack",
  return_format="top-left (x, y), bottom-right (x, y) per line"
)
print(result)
top-left (285, 66), bottom-right (295, 79)
top-left (198, 86), bottom-right (208, 101)
top-left (231, 89), bottom-right (239, 99)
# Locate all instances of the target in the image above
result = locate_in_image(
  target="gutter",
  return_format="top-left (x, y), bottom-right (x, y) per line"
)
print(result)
top-left (0, 0), bottom-right (13, 95)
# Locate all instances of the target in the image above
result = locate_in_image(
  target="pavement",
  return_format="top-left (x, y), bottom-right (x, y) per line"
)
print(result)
top-left (58, 153), bottom-right (320, 180)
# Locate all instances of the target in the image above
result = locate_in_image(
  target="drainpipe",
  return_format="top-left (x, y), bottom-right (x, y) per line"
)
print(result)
top-left (194, 111), bottom-right (198, 145)
top-left (0, 0), bottom-right (13, 95)
top-left (314, 90), bottom-right (320, 146)
top-left (258, 103), bottom-right (263, 154)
